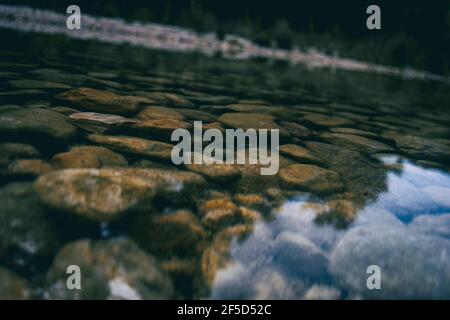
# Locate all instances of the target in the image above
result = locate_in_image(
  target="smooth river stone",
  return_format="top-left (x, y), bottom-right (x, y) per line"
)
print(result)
top-left (279, 164), bottom-right (343, 193)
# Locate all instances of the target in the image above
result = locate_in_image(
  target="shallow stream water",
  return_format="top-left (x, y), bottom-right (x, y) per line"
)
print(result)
top-left (1, 26), bottom-right (450, 299)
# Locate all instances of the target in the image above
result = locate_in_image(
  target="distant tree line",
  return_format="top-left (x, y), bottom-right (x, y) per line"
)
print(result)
top-left (4, 0), bottom-right (450, 74)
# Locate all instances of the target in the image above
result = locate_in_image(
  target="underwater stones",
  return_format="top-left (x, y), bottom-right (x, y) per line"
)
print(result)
top-left (185, 163), bottom-right (241, 183)
top-left (279, 164), bottom-right (343, 193)
top-left (45, 238), bottom-right (174, 299)
top-left (175, 108), bottom-right (216, 122)
top-left (52, 146), bottom-right (128, 169)
top-left (200, 198), bottom-right (240, 230)
top-left (202, 122), bottom-right (225, 132)
top-left (409, 213), bottom-right (450, 238)
top-left (232, 155), bottom-right (294, 194)
top-left (50, 106), bottom-right (80, 115)
top-left (279, 121), bottom-right (312, 139)
top-left (201, 247), bottom-right (227, 285)
top-left (329, 225), bottom-right (450, 299)
top-left (0, 104), bottom-right (20, 113)
top-left (0, 268), bottom-right (30, 299)
top-left (56, 87), bottom-right (152, 115)
top-left (34, 168), bottom-right (205, 222)
top-left (212, 225), bottom-right (253, 255)
top-left (314, 199), bottom-right (357, 228)
top-left (0, 143), bottom-right (41, 160)
top-left (382, 132), bottom-right (450, 160)
top-left (422, 186), bottom-right (450, 208)
top-left (329, 127), bottom-right (377, 138)
top-left (188, 95), bottom-right (235, 106)
top-left (238, 207), bottom-right (262, 222)
top-left (218, 113), bottom-right (288, 138)
top-left (131, 210), bottom-right (206, 257)
top-left (233, 194), bottom-right (269, 212)
top-left (0, 89), bottom-right (45, 97)
top-left (225, 104), bottom-right (276, 114)
top-left (302, 114), bottom-right (352, 127)
top-left (304, 141), bottom-right (387, 204)
top-left (273, 231), bottom-right (328, 279)
top-left (160, 257), bottom-right (197, 276)
top-left (9, 79), bottom-right (71, 90)
top-left (132, 118), bottom-right (192, 135)
top-left (279, 144), bottom-right (321, 164)
top-left (321, 133), bottom-right (393, 153)
top-left (68, 112), bottom-right (136, 133)
top-left (7, 159), bottom-right (52, 176)
top-left (0, 183), bottom-right (62, 267)
top-left (303, 285), bottom-right (340, 300)
top-left (87, 134), bottom-right (173, 160)
top-left (33, 169), bottom-right (157, 222)
top-left (143, 92), bottom-right (194, 108)
top-left (0, 108), bottom-right (77, 140)
top-left (136, 106), bottom-right (184, 120)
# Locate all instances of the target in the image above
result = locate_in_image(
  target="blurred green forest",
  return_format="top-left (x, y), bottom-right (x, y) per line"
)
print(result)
top-left (2, 0), bottom-right (450, 74)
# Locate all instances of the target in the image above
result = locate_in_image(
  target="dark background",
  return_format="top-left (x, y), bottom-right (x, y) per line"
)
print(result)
top-left (2, 0), bottom-right (450, 74)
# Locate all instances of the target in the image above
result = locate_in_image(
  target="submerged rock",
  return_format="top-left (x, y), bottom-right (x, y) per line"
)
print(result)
top-left (201, 247), bottom-right (227, 285)
top-left (185, 163), bottom-right (241, 183)
top-left (0, 108), bottom-right (77, 140)
top-left (330, 127), bottom-right (378, 138)
top-left (279, 121), bottom-right (312, 139)
top-left (56, 87), bottom-right (152, 115)
top-left (132, 118), bottom-right (192, 136)
top-left (303, 285), bottom-right (340, 300)
top-left (0, 268), bottom-right (31, 299)
top-left (0, 89), bottom-right (45, 97)
top-left (52, 146), bottom-right (128, 169)
top-left (175, 108), bottom-right (216, 122)
top-left (321, 133), bottom-right (394, 153)
top-left (382, 132), bottom-right (450, 160)
top-left (136, 106), bottom-right (184, 120)
top-left (7, 159), bottom-right (52, 176)
top-left (200, 198), bottom-right (241, 230)
top-left (9, 79), bottom-right (71, 90)
top-left (329, 225), bottom-right (450, 299)
top-left (273, 231), bottom-right (328, 280)
top-left (314, 199), bottom-right (357, 228)
top-left (50, 106), bottom-right (80, 115)
top-left (34, 168), bottom-right (204, 222)
top-left (87, 134), bottom-right (173, 160)
top-left (45, 238), bottom-right (174, 299)
top-left (279, 144), bottom-right (322, 164)
top-left (0, 183), bottom-right (63, 268)
top-left (218, 113), bottom-right (288, 137)
top-left (302, 114), bottom-right (352, 127)
top-left (131, 209), bottom-right (206, 257)
top-left (279, 164), bottom-right (343, 193)
top-left (0, 143), bottom-right (41, 160)
top-left (233, 194), bottom-right (270, 212)
top-left (34, 168), bottom-right (157, 222)
top-left (141, 92), bottom-right (194, 108)
top-left (304, 142), bottom-right (387, 205)
top-left (68, 112), bottom-right (136, 133)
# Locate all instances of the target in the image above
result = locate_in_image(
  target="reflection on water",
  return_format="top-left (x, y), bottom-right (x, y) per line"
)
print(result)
top-left (211, 160), bottom-right (450, 299)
